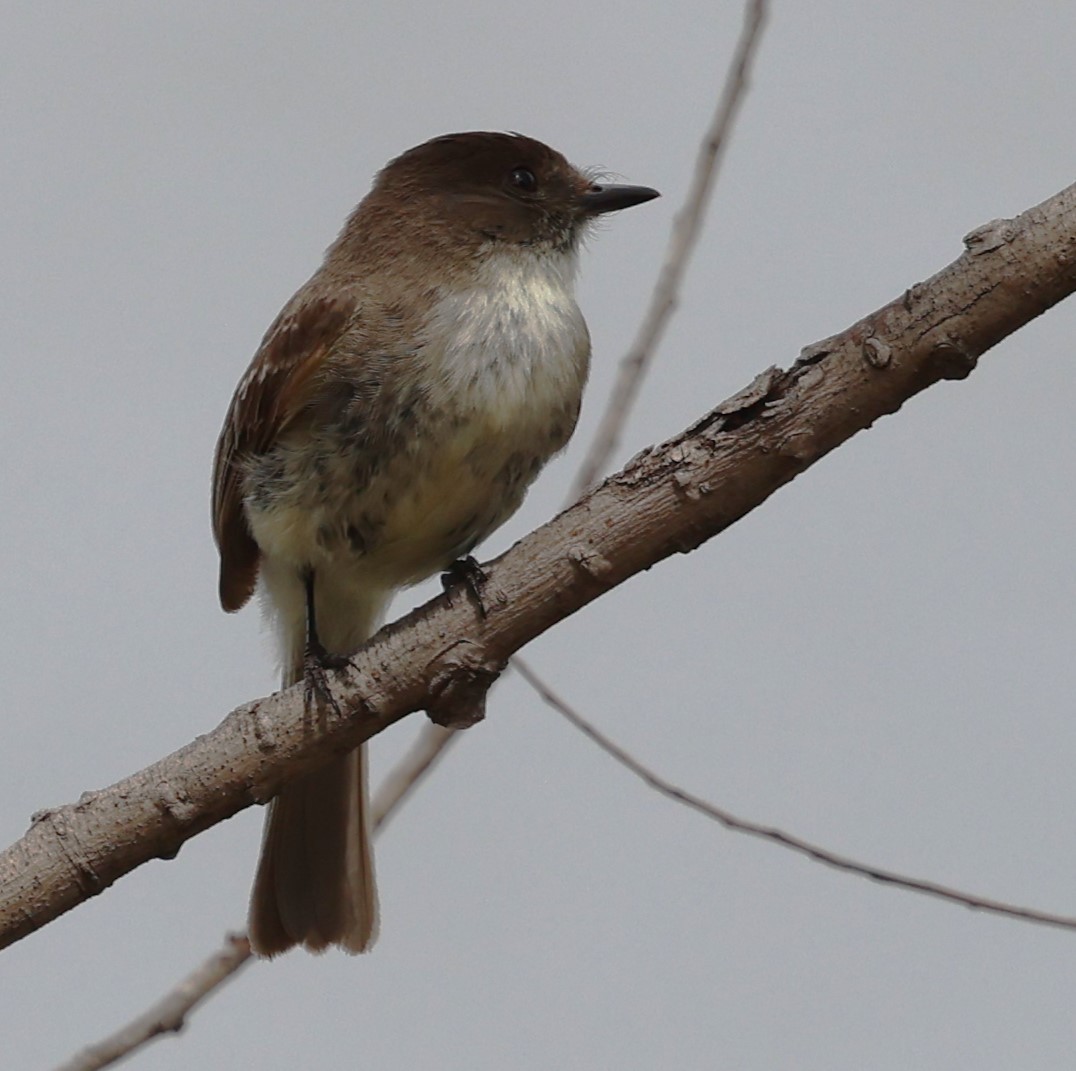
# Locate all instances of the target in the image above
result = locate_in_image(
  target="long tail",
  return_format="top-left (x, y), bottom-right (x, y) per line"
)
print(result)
top-left (247, 656), bottom-right (379, 956)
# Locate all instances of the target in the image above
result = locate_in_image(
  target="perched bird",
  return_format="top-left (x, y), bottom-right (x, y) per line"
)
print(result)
top-left (212, 131), bottom-right (658, 957)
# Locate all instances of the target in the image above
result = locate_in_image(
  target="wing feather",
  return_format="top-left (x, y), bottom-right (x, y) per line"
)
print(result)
top-left (211, 293), bottom-right (354, 611)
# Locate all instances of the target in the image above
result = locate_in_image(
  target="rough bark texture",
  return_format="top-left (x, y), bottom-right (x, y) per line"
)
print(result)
top-left (2, 182), bottom-right (1075, 952)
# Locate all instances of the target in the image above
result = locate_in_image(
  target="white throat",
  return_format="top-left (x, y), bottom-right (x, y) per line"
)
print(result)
top-left (424, 245), bottom-right (590, 423)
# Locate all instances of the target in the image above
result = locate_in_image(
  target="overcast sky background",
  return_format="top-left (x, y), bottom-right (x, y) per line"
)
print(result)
top-left (3, 3), bottom-right (1076, 1069)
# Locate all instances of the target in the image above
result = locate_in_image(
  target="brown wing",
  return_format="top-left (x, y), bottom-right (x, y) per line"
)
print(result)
top-left (212, 293), bottom-right (354, 612)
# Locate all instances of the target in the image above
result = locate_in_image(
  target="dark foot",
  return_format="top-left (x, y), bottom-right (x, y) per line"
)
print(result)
top-left (302, 628), bottom-right (354, 720)
top-left (441, 555), bottom-right (489, 618)
top-left (300, 567), bottom-right (355, 717)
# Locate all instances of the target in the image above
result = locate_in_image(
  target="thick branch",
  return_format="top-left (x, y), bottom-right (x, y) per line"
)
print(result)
top-left (3, 182), bottom-right (1075, 951)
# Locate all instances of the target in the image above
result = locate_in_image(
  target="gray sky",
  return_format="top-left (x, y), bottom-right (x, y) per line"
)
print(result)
top-left (3, 3), bottom-right (1076, 1069)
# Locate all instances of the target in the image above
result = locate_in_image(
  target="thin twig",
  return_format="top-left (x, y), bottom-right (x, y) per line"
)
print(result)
top-left (54, 732), bottom-right (457, 1071)
top-left (569, 0), bottom-right (769, 500)
top-left (372, 723), bottom-right (458, 832)
top-left (54, 934), bottom-right (253, 1071)
top-left (513, 657), bottom-right (1076, 933)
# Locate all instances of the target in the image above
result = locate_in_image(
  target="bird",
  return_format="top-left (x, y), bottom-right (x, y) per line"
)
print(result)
top-left (212, 130), bottom-right (658, 957)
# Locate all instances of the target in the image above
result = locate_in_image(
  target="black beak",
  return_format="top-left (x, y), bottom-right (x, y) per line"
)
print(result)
top-left (579, 183), bottom-right (660, 215)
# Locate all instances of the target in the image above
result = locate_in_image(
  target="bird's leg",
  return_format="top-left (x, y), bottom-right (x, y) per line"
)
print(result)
top-left (301, 569), bottom-right (351, 718)
top-left (440, 555), bottom-right (489, 618)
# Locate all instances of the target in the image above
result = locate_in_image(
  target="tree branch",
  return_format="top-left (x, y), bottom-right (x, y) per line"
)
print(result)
top-left (4, 185), bottom-right (1076, 952)
top-left (513, 659), bottom-right (1076, 932)
top-left (52, 934), bottom-right (253, 1071)
top-left (371, 723), bottom-right (459, 832)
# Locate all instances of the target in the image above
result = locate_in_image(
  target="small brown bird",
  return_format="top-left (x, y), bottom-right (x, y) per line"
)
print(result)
top-left (212, 131), bottom-right (658, 957)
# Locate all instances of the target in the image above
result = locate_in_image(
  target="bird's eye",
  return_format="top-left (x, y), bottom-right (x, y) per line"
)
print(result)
top-left (509, 167), bottom-right (538, 193)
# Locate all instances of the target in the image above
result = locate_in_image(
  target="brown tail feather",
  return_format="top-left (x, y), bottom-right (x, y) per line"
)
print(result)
top-left (248, 746), bottom-right (378, 956)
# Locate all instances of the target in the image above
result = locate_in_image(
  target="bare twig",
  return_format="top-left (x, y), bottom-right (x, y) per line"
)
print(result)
top-left (569, 0), bottom-right (769, 500)
top-left (372, 723), bottom-right (459, 832)
top-left (513, 658), bottom-right (1076, 933)
top-left (52, 728), bottom-right (458, 1071)
top-left (54, 934), bottom-right (253, 1071)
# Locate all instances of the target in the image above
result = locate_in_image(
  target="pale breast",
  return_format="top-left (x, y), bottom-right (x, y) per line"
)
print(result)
top-left (245, 244), bottom-right (591, 589)
top-left (424, 244), bottom-right (590, 433)
top-left (362, 244), bottom-right (591, 578)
